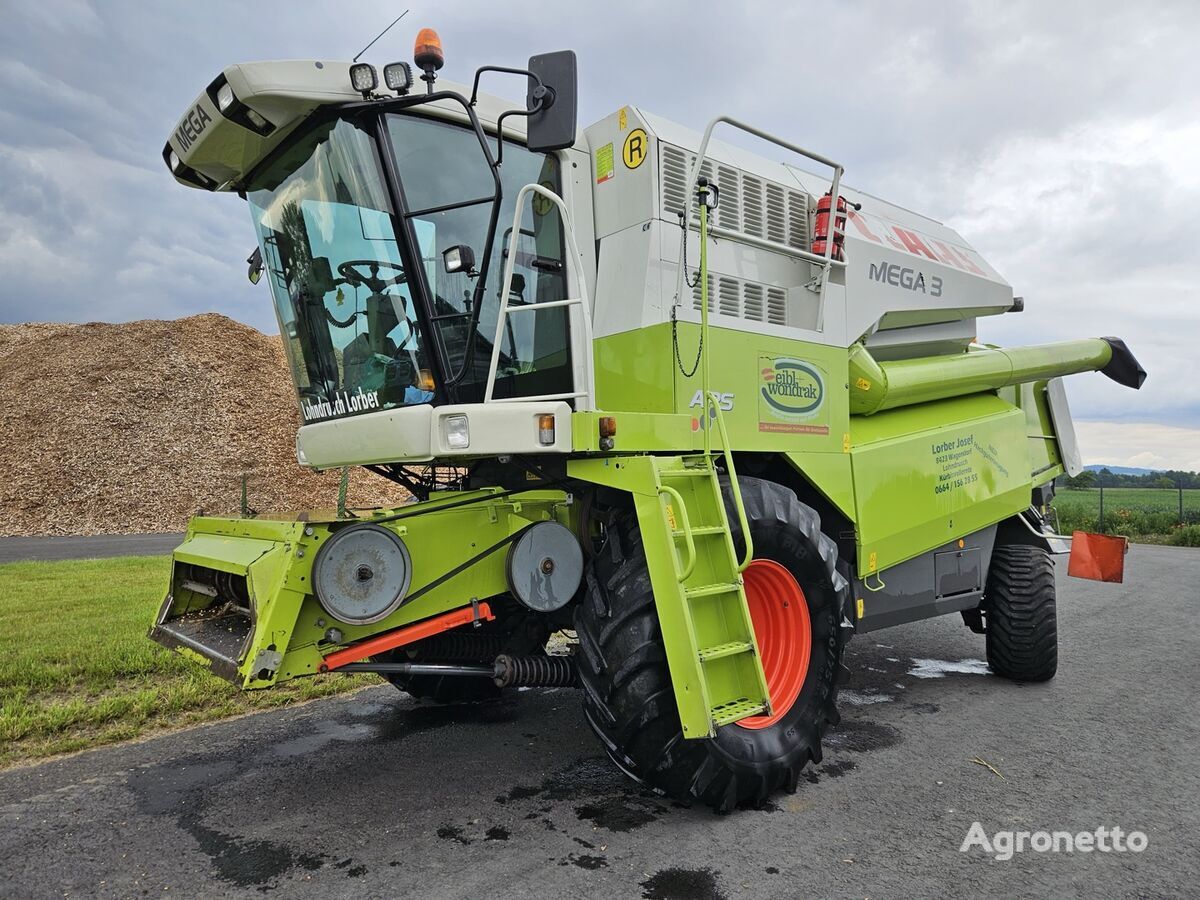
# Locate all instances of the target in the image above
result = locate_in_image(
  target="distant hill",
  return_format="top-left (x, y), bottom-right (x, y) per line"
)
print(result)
top-left (1084, 465), bottom-right (1157, 476)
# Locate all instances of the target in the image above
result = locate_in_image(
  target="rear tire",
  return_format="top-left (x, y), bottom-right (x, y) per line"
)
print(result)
top-left (574, 477), bottom-right (850, 811)
top-left (983, 544), bottom-right (1058, 682)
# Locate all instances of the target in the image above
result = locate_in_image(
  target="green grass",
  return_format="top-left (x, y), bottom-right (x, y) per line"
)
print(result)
top-left (0, 555), bottom-right (371, 767)
top-left (1052, 488), bottom-right (1200, 542)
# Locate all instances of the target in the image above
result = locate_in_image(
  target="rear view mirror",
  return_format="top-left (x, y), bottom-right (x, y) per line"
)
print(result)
top-left (246, 247), bottom-right (263, 285)
top-left (526, 51), bottom-right (577, 152)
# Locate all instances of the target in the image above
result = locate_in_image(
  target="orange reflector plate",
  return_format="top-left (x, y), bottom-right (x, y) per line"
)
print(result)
top-left (1067, 531), bottom-right (1128, 583)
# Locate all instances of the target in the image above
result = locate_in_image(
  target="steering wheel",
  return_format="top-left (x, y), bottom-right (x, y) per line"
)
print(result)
top-left (337, 259), bottom-right (407, 294)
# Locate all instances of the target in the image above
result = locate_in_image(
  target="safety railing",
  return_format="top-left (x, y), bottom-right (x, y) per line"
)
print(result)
top-left (484, 183), bottom-right (596, 410)
top-left (705, 394), bottom-right (753, 572)
top-left (672, 116), bottom-right (848, 330)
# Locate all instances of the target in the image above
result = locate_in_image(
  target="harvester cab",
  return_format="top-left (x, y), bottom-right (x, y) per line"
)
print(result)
top-left (152, 29), bottom-right (1144, 810)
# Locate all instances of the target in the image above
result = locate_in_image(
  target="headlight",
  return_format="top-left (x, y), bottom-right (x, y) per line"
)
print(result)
top-left (216, 82), bottom-right (235, 112)
top-left (168, 150), bottom-right (181, 172)
top-left (445, 415), bottom-right (470, 449)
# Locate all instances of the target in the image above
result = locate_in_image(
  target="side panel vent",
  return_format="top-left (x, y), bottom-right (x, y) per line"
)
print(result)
top-left (660, 143), bottom-right (810, 249)
top-left (693, 273), bottom-right (788, 327)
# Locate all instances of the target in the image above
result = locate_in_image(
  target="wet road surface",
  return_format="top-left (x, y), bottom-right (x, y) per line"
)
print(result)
top-left (1, 545), bottom-right (1197, 897)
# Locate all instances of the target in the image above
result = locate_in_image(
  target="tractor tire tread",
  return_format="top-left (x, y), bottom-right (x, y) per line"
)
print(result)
top-left (984, 544), bottom-right (1058, 682)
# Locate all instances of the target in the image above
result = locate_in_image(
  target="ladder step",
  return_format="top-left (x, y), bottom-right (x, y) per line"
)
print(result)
top-left (711, 698), bottom-right (768, 727)
top-left (659, 467), bottom-right (712, 478)
top-left (698, 640), bottom-right (754, 662)
top-left (672, 525), bottom-right (726, 537)
top-left (685, 582), bottom-right (742, 599)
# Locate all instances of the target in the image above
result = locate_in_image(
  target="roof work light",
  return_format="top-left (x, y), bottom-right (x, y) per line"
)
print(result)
top-left (383, 61), bottom-right (413, 94)
top-left (349, 62), bottom-right (378, 97)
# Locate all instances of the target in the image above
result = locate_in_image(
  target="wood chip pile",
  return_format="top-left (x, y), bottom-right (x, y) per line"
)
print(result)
top-left (0, 314), bottom-right (410, 537)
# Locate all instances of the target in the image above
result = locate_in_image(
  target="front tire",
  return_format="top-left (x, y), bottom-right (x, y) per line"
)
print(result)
top-left (983, 544), bottom-right (1058, 682)
top-left (574, 477), bottom-right (850, 811)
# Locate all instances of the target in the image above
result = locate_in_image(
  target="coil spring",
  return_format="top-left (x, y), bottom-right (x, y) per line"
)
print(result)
top-left (409, 632), bottom-right (507, 662)
top-left (492, 654), bottom-right (576, 688)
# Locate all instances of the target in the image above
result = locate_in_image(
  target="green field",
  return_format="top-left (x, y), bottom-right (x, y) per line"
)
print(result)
top-left (0, 556), bottom-right (371, 767)
top-left (1052, 488), bottom-right (1200, 544)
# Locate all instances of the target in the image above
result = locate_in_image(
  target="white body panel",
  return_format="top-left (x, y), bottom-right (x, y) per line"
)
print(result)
top-left (585, 106), bottom-right (1013, 352)
top-left (296, 400), bottom-right (573, 468)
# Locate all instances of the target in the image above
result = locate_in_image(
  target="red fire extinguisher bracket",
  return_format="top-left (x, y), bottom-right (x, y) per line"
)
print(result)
top-left (812, 191), bottom-right (850, 261)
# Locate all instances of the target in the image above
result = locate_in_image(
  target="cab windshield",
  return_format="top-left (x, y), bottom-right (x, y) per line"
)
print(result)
top-left (248, 117), bottom-right (432, 423)
top-left (247, 110), bottom-right (571, 422)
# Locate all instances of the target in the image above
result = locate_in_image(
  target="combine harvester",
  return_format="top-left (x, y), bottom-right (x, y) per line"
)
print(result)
top-left (153, 29), bottom-right (1145, 809)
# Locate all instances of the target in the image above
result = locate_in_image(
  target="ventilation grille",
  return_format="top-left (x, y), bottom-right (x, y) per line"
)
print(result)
top-left (661, 144), bottom-right (809, 249)
top-left (691, 273), bottom-right (788, 327)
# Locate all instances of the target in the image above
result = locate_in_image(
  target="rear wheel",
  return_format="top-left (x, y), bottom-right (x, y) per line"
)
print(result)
top-left (574, 477), bottom-right (850, 811)
top-left (983, 544), bottom-right (1058, 682)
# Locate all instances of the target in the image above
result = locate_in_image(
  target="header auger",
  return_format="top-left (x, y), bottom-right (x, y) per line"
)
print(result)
top-left (152, 27), bottom-right (1144, 810)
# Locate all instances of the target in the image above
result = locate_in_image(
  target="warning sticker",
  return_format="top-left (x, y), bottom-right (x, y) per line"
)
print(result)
top-left (622, 128), bottom-right (648, 169)
top-left (618, 107), bottom-right (627, 131)
top-left (596, 143), bottom-right (614, 183)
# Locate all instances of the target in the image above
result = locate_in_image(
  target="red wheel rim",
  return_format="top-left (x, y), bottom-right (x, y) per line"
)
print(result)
top-left (736, 559), bottom-right (811, 730)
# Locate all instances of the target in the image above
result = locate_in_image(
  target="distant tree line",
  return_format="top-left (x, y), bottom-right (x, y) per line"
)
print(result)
top-left (1060, 469), bottom-right (1200, 489)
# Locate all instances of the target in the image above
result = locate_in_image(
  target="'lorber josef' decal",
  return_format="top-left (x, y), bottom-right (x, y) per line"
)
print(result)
top-left (758, 356), bottom-right (830, 435)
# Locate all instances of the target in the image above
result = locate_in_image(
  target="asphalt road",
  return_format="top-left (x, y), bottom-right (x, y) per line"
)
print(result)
top-left (1, 544), bottom-right (1197, 898)
top-left (0, 534), bottom-right (183, 563)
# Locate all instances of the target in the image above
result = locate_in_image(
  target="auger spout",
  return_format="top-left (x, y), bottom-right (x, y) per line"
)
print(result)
top-left (848, 337), bottom-right (1145, 416)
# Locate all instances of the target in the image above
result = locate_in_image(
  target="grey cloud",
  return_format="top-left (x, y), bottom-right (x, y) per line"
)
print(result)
top-left (0, 0), bottom-right (1195, 434)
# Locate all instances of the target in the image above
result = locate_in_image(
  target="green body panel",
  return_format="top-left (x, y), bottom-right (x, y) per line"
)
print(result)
top-left (593, 326), bottom-right (678, 413)
top-left (849, 339), bottom-right (1112, 415)
top-left (591, 321), bottom-right (1103, 575)
top-left (782, 449), bottom-right (857, 523)
top-left (998, 380), bottom-right (1066, 489)
top-left (848, 395), bottom-right (1032, 576)
top-left (153, 490), bottom-right (574, 688)
top-left (570, 410), bottom-right (695, 453)
top-left (173, 532), bottom-right (281, 575)
top-left (569, 455), bottom-right (770, 738)
top-left (593, 320), bottom-right (859, 519)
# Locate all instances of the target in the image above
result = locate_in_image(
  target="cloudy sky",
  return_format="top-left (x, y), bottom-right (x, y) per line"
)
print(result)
top-left (1, 0), bottom-right (1197, 469)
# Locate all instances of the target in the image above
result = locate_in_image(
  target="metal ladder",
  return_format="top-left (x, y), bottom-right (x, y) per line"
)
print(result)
top-left (645, 452), bottom-right (771, 737)
top-left (629, 182), bottom-right (771, 737)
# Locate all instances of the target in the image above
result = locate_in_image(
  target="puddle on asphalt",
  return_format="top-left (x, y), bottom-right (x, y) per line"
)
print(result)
top-left (641, 867), bottom-right (726, 900)
top-left (840, 690), bottom-right (894, 706)
top-left (267, 721), bottom-right (378, 759)
top-left (125, 692), bottom-right (527, 890)
top-left (908, 658), bottom-right (991, 679)
top-left (130, 758), bottom-right (332, 888)
top-left (562, 853), bottom-right (608, 869)
top-left (825, 719), bottom-right (902, 753)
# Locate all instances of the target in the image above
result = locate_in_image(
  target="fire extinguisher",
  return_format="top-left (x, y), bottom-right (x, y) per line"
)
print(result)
top-left (811, 192), bottom-right (861, 261)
